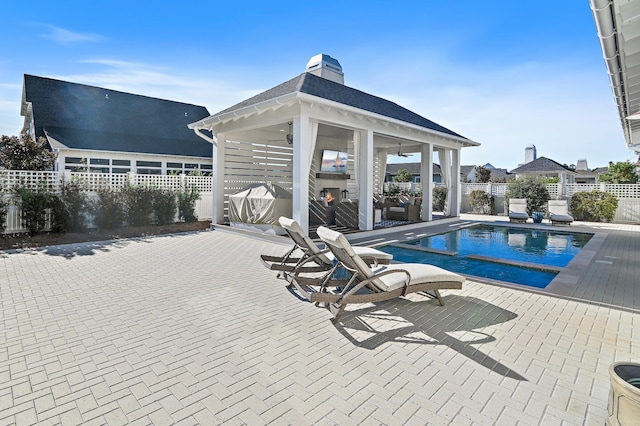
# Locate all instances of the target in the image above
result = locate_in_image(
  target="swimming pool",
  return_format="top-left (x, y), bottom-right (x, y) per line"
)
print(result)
top-left (378, 225), bottom-right (593, 288)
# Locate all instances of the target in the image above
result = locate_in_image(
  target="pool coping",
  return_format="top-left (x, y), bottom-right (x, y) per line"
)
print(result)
top-left (347, 218), bottom-right (619, 310)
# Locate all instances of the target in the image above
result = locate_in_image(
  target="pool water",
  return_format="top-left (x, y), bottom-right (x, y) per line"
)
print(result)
top-left (378, 225), bottom-right (593, 288)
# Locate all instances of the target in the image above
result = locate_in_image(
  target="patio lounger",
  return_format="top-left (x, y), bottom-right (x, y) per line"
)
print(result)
top-left (289, 226), bottom-right (464, 322)
top-left (548, 200), bottom-right (574, 225)
top-left (260, 216), bottom-right (392, 276)
top-left (508, 198), bottom-right (529, 223)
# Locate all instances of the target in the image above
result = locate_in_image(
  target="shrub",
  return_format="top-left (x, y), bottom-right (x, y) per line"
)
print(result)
top-left (570, 190), bottom-right (618, 222)
top-left (122, 185), bottom-right (155, 226)
top-left (177, 184), bottom-right (200, 223)
top-left (393, 169), bottom-right (413, 183)
top-left (0, 191), bottom-right (7, 234)
top-left (152, 188), bottom-right (177, 226)
top-left (506, 177), bottom-right (550, 215)
top-left (92, 188), bottom-right (125, 230)
top-left (13, 182), bottom-right (52, 236)
top-left (433, 187), bottom-right (448, 211)
top-left (469, 190), bottom-right (494, 214)
top-left (51, 178), bottom-right (89, 233)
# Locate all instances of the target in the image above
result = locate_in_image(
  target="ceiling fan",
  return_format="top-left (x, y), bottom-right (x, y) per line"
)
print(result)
top-left (397, 143), bottom-right (412, 157)
top-left (268, 122), bottom-right (293, 144)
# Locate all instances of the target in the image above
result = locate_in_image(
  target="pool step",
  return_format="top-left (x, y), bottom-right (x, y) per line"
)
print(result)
top-left (466, 254), bottom-right (563, 273)
top-left (389, 243), bottom-right (457, 256)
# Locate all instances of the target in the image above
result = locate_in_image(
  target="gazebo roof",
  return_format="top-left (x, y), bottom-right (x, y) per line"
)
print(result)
top-left (198, 72), bottom-right (473, 143)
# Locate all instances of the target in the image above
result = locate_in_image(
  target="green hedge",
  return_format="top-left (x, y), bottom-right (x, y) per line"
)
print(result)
top-left (570, 190), bottom-right (618, 222)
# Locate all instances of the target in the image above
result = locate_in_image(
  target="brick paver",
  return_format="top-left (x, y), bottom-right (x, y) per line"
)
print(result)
top-left (0, 218), bottom-right (638, 424)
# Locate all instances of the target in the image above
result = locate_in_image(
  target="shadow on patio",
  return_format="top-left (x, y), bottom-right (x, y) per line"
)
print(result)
top-left (333, 294), bottom-right (526, 381)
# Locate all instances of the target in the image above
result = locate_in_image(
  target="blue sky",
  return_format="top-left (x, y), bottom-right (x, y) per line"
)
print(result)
top-left (0, 1), bottom-right (631, 170)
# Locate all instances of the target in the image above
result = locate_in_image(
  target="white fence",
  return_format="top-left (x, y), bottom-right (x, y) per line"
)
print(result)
top-left (1, 171), bottom-right (213, 234)
top-left (385, 181), bottom-right (640, 223)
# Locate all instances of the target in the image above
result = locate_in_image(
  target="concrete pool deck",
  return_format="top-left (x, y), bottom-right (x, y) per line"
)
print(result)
top-left (0, 214), bottom-right (638, 424)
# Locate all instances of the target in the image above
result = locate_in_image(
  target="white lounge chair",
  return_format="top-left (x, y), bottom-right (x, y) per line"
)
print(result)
top-left (548, 200), bottom-right (574, 225)
top-left (289, 226), bottom-right (465, 322)
top-left (260, 217), bottom-right (392, 276)
top-left (508, 199), bottom-right (529, 223)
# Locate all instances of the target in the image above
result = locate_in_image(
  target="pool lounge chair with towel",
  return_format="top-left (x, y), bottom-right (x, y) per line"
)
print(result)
top-left (548, 200), bottom-right (574, 225)
top-left (260, 217), bottom-right (392, 275)
top-left (508, 198), bottom-right (529, 223)
top-left (289, 226), bottom-right (465, 322)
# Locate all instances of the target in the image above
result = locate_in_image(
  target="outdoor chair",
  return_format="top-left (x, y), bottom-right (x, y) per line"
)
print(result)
top-left (288, 226), bottom-right (465, 322)
top-left (260, 217), bottom-right (392, 280)
top-left (508, 199), bottom-right (529, 223)
top-left (548, 200), bottom-right (574, 225)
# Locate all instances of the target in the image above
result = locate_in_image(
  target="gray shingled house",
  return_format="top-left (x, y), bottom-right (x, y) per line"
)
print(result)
top-left (20, 74), bottom-right (213, 175)
top-left (509, 156), bottom-right (576, 184)
top-left (188, 54), bottom-right (478, 232)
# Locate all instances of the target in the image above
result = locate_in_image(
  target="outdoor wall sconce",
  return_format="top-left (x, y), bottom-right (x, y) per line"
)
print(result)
top-left (341, 189), bottom-right (349, 199)
top-left (320, 189), bottom-right (327, 198)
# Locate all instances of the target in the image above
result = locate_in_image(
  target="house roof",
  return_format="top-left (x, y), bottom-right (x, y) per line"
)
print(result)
top-left (212, 72), bottom-right (469, 141)
top-left (22, 74), bottom-right (213, 158)
top-left (509, 156), bottom-right (576, 174)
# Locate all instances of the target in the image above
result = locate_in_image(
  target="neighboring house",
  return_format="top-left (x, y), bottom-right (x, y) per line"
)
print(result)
top-left (385, 162), bottom-right (442, 183)
top-left (462, 163), bottom-right (514, 182)
top-left (509, 156), bottom-right (577, 183)
top-left (188, 54), bottom-right (478, 231)
top-left (20, 74), bottom-right (213, 175)
top-left (573, 159), bottom-right (601, 184)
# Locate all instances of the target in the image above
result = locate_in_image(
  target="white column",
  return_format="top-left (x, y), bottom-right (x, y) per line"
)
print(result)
top-left (451, 148), bottom-right (461, 216)
top-left (358, 129), bottom-right (374, 230)
top-left (292, 115), bottom-right (311, 234)
top-left (421, 143), bottom-right (433, 221)
top-left (212, 132), bottom-right (226, 226)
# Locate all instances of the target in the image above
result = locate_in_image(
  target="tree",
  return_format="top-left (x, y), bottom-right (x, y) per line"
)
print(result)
top-left (0, 134), bottom-right (56, 170)
top-left (393, 168), bottom-right (413, 183)
top-left (475, 165), bottom-right (491, 183)
top-left (599, 161), bottom-right (638, 184)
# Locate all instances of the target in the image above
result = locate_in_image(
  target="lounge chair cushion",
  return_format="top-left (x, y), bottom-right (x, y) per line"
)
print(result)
top-left (549, 213), bottom-right (573, 223)
top-left (324, 247), bottom-right (393, 263)
top-left (371, 264), bottom-right (465, 292)
top-left (508, 211), bottom-right (529, 220)
top-left (317, 226), bottom-right (464, 292)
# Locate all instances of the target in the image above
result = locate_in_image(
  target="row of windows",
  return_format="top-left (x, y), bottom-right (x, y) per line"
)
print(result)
top-left (63, 157), bottom-right (212, 175)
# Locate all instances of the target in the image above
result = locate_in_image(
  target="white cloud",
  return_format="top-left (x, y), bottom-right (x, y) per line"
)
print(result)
top-left (40, 24), bottom-right (104, 44)
top-left (353, 55), bottom-right (631, 170)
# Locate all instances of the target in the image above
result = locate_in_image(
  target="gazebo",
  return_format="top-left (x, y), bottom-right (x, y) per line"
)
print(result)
top-left (188, 54), bottom-right (478, 233)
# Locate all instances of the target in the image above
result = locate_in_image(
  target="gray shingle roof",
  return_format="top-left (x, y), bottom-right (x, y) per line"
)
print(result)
top-left (215, 73), bottom-right (467, 140)
top-left (24, 74), bottom-right (213, 158)
top-left (509, 157), bottom-right (575, 174)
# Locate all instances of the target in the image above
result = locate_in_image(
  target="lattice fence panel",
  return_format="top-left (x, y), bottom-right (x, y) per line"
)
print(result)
top-left (223, 140), bottom-right (293, 221)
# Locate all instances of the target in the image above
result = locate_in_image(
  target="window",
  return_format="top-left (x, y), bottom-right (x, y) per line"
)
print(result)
top-left (113, 159), bottom-right (130, 166)
top-left (90, 158), bottom-right (109, 165)
top-left (136, 160), bottom-right (161, 168)
top-left (65, 157), bottom-right (85, 164)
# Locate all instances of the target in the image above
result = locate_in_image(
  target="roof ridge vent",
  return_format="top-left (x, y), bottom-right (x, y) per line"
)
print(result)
top-left (305, 54), bottom-right (344, 85)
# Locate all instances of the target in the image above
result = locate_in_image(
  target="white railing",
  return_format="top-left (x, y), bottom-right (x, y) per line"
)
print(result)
top-left (1, 170), bottom-right (213, 234)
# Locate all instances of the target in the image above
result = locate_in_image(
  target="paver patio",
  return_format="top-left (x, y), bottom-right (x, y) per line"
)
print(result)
top-left (0, 215), bottom-right (638, 425)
